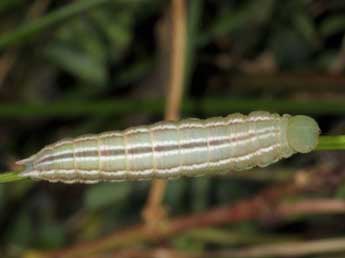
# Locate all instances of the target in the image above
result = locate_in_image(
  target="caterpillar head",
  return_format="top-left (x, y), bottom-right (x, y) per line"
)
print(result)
top-left (287, 115), bottom-right (320, 153)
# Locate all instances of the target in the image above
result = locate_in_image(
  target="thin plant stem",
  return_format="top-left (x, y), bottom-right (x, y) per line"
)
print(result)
top-left (2, 98), bottom-right (345, 119)
top-left (0, 171), bottom-right (24, 183)
top-left (316, 135), bottom-right (345, 151)
top-left (38, 172), bottom-right (345, 258)
top-left (143, 0), bottom-right (187, 225)
top-left (92, 237), bottom-right (345, 258)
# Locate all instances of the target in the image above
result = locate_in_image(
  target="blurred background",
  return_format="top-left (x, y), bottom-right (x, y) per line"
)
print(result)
top-left (1, 0), bottom-right (345, 257)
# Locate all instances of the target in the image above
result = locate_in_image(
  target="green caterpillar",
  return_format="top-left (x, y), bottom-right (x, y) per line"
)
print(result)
top-left (16, 111), bottom-right (320, 184)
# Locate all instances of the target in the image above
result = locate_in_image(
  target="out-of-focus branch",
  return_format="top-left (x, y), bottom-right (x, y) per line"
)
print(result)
top-left (4, 98), bottom-right (345, 119)
top-left (38, 181), bottom-right (295, 257)
top-left (92, 237), bottom-right (345, 258)
top-left (39, 164), bottom-right (345, 258)
top-left (39, 193), bottom-right (345, 258)
top-left (214, 237), bottom-right (345, 258)
top-left (143, 0), bottom-right (187, 225)
top-left (275, 198), bottom-right (345, 217)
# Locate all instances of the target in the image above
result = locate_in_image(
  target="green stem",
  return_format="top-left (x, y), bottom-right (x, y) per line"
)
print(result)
top-left (316, 135), bottom-right (345, 151)
top-left (0, 0), bottom-right (112, 49)
top-left (0, 171), bottom-right (25, 183)
top-left (1, 98), bottom-right (345, 119)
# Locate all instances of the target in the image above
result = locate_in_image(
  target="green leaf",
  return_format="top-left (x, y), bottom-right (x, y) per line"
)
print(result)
top-left (199, 0), bottom-right (273, 46)
top-left (0, 0), bottom-right (112, 49)
top-left (293, 14), bottom-right (318, 46)
top-left (6, 212), bottom-right (32, 247)
top-left (36, 223), bottom-right (66, 248)
top-left (336, 183), bottom-right (345, 199)
top-left (191, 178), bottom-right (210, 211)
top-left (55, 18), bottom-right (108, 63)
top-left (85, 182), bottom-right (131, 210)
top-left (44, 44), bottom-right (107, 85)
top-left (320, 15), bottom-right (345, 37)
top-left (271, 29), bottom-right (312, 69)
top-left (165, 180), bottom-right (188, 213)
top-left (90, 9), bottom-right (133, 59)
top-left (114, 59), bottom-right (153, 85)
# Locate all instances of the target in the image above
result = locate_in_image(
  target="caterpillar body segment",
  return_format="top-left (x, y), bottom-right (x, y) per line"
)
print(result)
top-left (16, 111), bottom-right (320, 184)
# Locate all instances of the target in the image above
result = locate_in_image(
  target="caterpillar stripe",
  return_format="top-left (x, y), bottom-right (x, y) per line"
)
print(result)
top-left (16, 111), bottom-right (320, 184)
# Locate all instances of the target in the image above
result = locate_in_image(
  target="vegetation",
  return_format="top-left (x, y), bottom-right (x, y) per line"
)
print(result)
top-left (1, 0), bottom-right (345, 257)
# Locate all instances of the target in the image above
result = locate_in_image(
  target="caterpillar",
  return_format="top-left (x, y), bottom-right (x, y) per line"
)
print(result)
top-left (16, 111), bottom-right (320, 184)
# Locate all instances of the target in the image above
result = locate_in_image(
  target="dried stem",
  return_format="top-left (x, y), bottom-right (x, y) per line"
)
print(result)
top-left (212, 237), bottom-right (345, 258)
top-left (40, 191), bottom-right (345, 257)
top-left (143, 0), bottom-right (187, 225)
top-left (97, 237), bottom-right (345, 258)
top-left (39, 164), bottom-right (345, 257)
top-left (275, 198), bottom-right (345, 217)
top-left (165, 0), bottom-right (187, 120)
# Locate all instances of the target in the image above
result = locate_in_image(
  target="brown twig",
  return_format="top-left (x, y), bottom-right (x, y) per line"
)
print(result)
top-left (276, 198), bottom-right (345, 217)
top-left (40, 194), bottom-right (345, 258)
top-left (142, 0), bottom-right (187, 225)
top-left (39, 164), bottom-right (345, 258)
top-left (38, 186), bottom-right (282, 257)
top-left (212, 237), bottom-right (345, 258)
top-left (79, 199), bottom-right (345, 258)
top-left (39, 177), bottom-right (299, 257)
top-left (90, 237), bottom-right (345, 258)
top-left (165, 0), bottom-right (187, 120)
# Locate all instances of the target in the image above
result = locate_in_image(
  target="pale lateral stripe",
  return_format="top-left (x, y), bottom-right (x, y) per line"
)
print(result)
top-left (38, 128), bottom-right (277, 174)
top-left (123, 133), bottom-right (130, 180)
top-left (35, 126), bottom-right (278, 168)
top-left (33, 115), bottom-right (276, 165)
top-left (34, 113), bottom-right (273, 160)
top-left (72, 139), bottom-right (77, 171)
top-left (22, 143), bottom-right (281, 183)
top-left (149, 127), bottom-right (157, 177)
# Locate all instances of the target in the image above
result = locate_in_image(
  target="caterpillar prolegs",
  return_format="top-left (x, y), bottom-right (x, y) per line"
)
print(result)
top-left (16, 111), bottom-right (320, 184)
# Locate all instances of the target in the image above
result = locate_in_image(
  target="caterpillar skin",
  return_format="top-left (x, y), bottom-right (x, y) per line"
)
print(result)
top-left (16, 111), bottom-right (320, 184)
